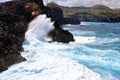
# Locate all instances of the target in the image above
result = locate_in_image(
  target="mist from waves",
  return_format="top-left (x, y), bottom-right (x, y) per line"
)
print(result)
top-left (0, 15), bottom-right (101, 80)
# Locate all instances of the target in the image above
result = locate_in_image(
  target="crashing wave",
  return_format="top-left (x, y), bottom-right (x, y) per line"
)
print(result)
top-left (25, 14), bottom-right (54, 43)
top-left (0, 15), bottom-right (101, 80)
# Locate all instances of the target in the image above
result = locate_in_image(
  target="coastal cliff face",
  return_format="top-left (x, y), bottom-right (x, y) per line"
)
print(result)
top-left (71, 12), bottom-right (120, 22)
top-left (45, 2), bottom-right (80, 25)
top-left (0, 0), bottom-right (75, 71)
top-left (0, 0), bottom-right (44, 71)
top-left (62, 5), bottom-right (120, 22)
top-left (0, 13), bottom-right (27, 71)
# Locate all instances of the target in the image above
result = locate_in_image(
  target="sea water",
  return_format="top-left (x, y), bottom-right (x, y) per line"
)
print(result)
top-left (0, 15), bottom-right (120, 80)
top-left (63, 22), bottom-right (120, 80)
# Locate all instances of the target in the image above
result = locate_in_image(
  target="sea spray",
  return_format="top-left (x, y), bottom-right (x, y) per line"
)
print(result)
top-left (25, 14), bottom-right (54, 43)
top-left (0, 17), bottom-right (101, 80)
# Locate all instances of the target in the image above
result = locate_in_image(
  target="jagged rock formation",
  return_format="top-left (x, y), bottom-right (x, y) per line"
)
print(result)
top-left (0, 0), bottom-right (44, 22)
top-left (0, 13), bottom-right (27, 71)
top-left (62, 5), bottom-right (120, 22)
top-left (45, 2), bottom-right (80, 24)
top-left (0, 0), bottom-right (75, 71)
top-left (0, 0), bottom-right (44, 71)
top-left (48, 21), bottom-right (74, 43)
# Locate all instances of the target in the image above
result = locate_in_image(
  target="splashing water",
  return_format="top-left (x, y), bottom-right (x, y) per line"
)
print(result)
top-left (25, 14), bottom-right (54, 43)
top-left (0, 15), bottom-right (101, 80)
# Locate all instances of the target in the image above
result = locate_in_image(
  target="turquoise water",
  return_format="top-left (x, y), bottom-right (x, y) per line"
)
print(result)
top-left (62, 22), bottom-right (120, 80)
top-left (0, 15), bottom-right (119, 80)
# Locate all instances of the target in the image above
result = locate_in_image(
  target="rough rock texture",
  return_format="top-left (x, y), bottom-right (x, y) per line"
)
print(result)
top-left (13, 0), bottom-right (44, 8)
top-left (43, 7), bottom-right (64, 25)
top-left (0, 0), bottom-right (75, 72)
top-left (0, 13), bottom-right (27, 71)
top-left (45, 2), bottom-right (80, 25)
top-left (0, 0), bottom-right (40, 71)
top-left (0, 0), bottom-right (43, 22)
top-left (48, 21), bottom-right (74, 43)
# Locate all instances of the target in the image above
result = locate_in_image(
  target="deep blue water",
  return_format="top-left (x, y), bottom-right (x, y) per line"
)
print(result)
top-left (0, 15), bottom-right (119, 80)
top-left (62, 22), bottom-right (120, 80)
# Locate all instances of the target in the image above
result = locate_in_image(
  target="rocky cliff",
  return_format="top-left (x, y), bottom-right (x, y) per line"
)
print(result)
top-left (45, 2), bottom-right (80, 25)
top-left (0, 13), bottom-right (27, 71)
top-left (0, 0), bottom-right (75, 71)
top-left (62, 5), bottom-right (120, 22)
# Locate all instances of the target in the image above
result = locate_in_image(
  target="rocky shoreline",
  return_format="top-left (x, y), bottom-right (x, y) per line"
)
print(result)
top-left (62, 5), bottom-right (120, 22)
top-left (0, 0), bottom-right (75, 72)
top-left (0, 13), bottom-right (27, 71)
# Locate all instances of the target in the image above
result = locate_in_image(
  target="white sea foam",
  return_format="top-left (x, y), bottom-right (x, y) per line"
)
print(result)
top-left (0, 15), bottom-right (101, 80)
top-left (71, 36), bottom-right (96, 44)
top-left (0, 49), bottom-right (101, 80)
top-left (25, 14), bottom-right (54, 43)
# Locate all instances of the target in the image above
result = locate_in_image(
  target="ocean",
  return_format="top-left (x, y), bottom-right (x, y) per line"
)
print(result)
top-left (0, 15), bottom-right (120, 80)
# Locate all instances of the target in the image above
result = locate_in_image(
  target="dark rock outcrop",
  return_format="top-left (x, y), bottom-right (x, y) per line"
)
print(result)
top-left (71, 12), bottom-right (120, 22)
top-left (62, 6), bottom-right (120, 22)
top-left (45, 2), bottom-right (80, 25)
top-left (64, 18), bottom-right (80, 24)
top-left (0, 13), bottom-right (27, 71)
top-left (0, 0), bottom-right (75, 72)
top-left (48, 21), bottom-right (74, 43)
top-left (72, 12), bottom-right (102, 22)
top-left (43, 7), bottom-right (64, 25)
top-left (0, 0), bottom-right (43, 22)
top-left (0, 0), bottom-right (43, 71)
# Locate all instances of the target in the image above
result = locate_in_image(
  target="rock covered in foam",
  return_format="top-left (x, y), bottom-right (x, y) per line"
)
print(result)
top-left (25, 14), bottom-right (54, 42)
top-left (0, 44), bottom-right (100, 80)
top-left (26, 14), bottom-right (74, 43)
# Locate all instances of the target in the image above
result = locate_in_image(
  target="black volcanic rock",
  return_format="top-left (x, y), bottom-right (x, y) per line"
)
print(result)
top-left (0, 13), bottom-right (27, 71)
top-left (44, 2), bottom-right (64, 24)
top-left (0, 0), bottom-right (37, 71)
top-left (48, 21), bottom-right (74, 43)
top-left (45, 2), bottom-right (80, 25)
top-left (0, 0), bottom-right (75, 72)
top-left (0, 0), bottom-right (45, 72)
top-left (12, 0), bottom-right (44, 8)
top-left (0, 0), bottom-right (44, 22)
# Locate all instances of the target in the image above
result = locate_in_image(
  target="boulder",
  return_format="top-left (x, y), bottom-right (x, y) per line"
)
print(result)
top-left (48, 21), bottom-right (74, 43)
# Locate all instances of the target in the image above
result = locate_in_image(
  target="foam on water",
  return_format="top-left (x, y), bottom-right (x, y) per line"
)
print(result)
top-left (73, 36), bottom-right (96, 44)
top-left (0, 15), bottom-right (100, 80)
top-left (62, 22), bottom-right (120, 80)
top-left (25, 14), bottom-right (54, 43)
